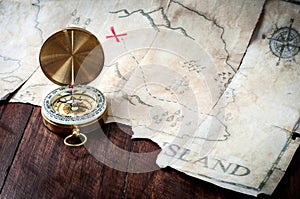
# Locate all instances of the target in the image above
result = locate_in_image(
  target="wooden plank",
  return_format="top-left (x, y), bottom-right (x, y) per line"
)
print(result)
top-left (0, 103), bottom-right (6, 119)
top-left (123, 139), bottom-right (161, 199)
top-left (0, 108), bottom-right (133, 198)
top-left (92, 123), bottom-right (134, 198)
top-left (0, 103), bottom-right (33, 190)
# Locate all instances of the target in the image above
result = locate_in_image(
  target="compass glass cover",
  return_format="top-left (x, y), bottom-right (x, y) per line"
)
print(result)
top-left (42, 85), bottom-right (106, 125)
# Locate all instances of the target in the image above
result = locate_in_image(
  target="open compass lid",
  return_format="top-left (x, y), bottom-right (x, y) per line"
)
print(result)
top-left (39, 27), bottom-right (104, 86)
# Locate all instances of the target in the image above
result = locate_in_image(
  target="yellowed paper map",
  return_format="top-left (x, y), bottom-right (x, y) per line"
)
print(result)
top-left (155, 0), bottom-right (300, 195)
top-left (0, 0), bottom-right (41, 100)
top-left (2, 0), bottom-right (299, 196)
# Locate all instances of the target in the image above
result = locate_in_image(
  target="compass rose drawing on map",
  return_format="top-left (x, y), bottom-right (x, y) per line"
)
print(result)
top-left (268, 18), bottom-right (300, 65)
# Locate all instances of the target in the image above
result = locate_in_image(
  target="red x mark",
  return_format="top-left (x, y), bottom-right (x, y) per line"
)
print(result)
top-left (106, 26), bottom-right (127, 42)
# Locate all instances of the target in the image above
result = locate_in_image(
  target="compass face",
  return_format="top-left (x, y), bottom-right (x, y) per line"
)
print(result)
top-left (52, 92), bottom-right (97, 117)
top-left (42, 85), bottom-right (106, 125)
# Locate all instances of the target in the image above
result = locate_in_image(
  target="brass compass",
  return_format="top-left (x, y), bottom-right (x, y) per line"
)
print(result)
top-left (40, 27), bottom-right (107, 147)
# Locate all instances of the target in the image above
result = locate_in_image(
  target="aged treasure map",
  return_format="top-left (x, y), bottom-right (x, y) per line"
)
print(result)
top-left (0, 0), bottom-right (299, 196)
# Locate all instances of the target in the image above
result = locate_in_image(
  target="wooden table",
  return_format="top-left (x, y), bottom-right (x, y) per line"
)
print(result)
top-left (0, 102), bottom-right (299, 198)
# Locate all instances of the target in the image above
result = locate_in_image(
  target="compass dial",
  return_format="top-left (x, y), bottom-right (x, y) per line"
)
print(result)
top-left (42, 85), bottom-right (106, 125)
top-left (52, 92), bottom-right (97, 117)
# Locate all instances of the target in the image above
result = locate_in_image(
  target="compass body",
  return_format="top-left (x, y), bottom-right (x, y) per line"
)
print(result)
top-left (39, 27), bottom-right (106, 146)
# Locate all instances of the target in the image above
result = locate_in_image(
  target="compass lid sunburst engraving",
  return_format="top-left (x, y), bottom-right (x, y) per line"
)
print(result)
top-left (39, 27), bottom-right (104, 86)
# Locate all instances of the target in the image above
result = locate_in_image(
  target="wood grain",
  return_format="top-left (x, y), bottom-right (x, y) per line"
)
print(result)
top-left (0, 103), bottom-right (299, 199)
top-left (0, 107), bottom-right (126, 198)
top-left (0, 103), bottom-right (33, 190)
